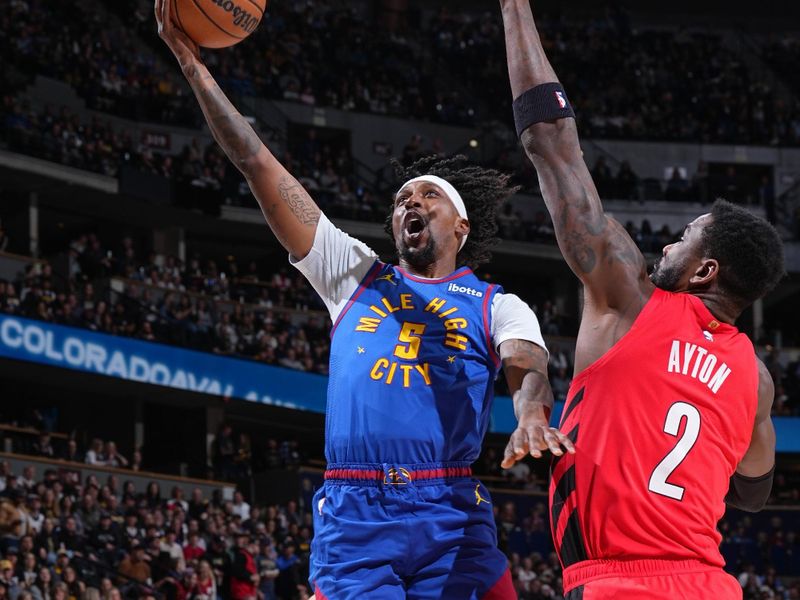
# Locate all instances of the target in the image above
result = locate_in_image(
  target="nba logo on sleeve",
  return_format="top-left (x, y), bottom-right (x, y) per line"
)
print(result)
top-left (555, 91), bottom-right (567, 109)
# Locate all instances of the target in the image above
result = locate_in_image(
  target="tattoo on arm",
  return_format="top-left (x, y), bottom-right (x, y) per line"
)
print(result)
top-left (277, 177), bottom-right (321, 226)
top-left (188, 70), bottom-right (261, 172)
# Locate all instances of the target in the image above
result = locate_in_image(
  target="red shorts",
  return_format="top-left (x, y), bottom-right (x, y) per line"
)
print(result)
top-left (563, 559), bottom-right (742, 600)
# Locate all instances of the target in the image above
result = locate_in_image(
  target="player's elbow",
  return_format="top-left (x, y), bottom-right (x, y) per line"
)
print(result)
top-left (238, 152), bottom-right (267, 179)
top-left (520, 120), bottom-right (580, 161)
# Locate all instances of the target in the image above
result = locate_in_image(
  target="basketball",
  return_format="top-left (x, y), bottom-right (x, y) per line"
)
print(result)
top-left (174, 0), bottom-right (267, 49)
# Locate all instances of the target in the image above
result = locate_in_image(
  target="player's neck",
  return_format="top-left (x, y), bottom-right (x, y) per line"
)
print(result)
top-left (399, 257), bottom-right (460, 280)
top-left (691, 291), bottom-right (740, 325)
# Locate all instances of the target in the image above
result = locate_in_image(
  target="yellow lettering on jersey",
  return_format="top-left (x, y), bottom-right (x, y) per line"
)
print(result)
top-left (370, 358), bottom-right (389, 380)
top-left (369, 305), bottom-right (388, 318)
top-left (444, 332), bottom-right (469, 351)
top-left (400, 294), bottom-right (414, 310)
top-left (381, 297), bottom-right (401, 314)
top-left (443, 317), bottom-right (468, 331)
top-left (414, 363), bottom-right (431, 385)
top-left (356, 317), bottom-right (381, 333)
top-left (369, 360), bottom-right (432, 387)
top-left (385, 361), bottom-right (398, 385)
top-left (440, 307), bottom-right (458, 318)
top-left (400, 364), bottom-right (414, 387)
top-left (425, 298), bottom-right (446, 313)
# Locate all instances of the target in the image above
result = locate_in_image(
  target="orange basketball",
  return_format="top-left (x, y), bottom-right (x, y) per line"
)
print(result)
top-left (174, 0), bottom-right (267, 49)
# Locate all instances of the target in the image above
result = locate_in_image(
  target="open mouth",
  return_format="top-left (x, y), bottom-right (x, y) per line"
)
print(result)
top-left (403, 212), bottom-right (427, 240)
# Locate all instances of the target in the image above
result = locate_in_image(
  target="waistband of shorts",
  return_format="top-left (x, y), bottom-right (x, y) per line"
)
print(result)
top-left (563, 558), bottom-right (721, 591)
top-left (324, 462), bottom-right (472, 485)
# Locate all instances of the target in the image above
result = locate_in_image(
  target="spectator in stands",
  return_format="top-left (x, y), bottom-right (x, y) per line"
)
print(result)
top-left (231, 492), bottom-right (250, 522)
top-left (212, 425), bottom-right (237, 481)
top-left (664, 167), bottom-right (689, 202)
top-left (32, 436), bottom-right (54, 459)
top-left (61, 440), bottom-right (83, 464)
top-left (615, 161), bottom-right (639, 200)
top-left (117, 542), bottom-right (151, 588)
top-left (144, 483), bottom-right (161, 510)
top-left (591, 157), bottom-right (614, 198)
top-left (85, 440), bottom-right (105, 466)
top-left (160, 529), bottom-right (186, 573)
top-left (229, 532), bottom-right (258, 600)
top-left (194, 560), bottom-right (216, 600)
top-left (274, 542), bottom-right (301, 600)
top-left (104, 442), bottom-right (128, 469)
top-left (183, 532), bottom-right (205, 564)
top-left (256, 538), bottom-right (279, 600)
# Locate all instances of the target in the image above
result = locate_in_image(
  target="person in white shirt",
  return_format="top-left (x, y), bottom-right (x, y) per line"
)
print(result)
top-left (230, 491), bottom-right (250, 522)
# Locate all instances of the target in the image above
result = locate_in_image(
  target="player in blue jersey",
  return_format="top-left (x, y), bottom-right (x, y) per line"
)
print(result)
top-left (157, 2), bottom-right (575, 597)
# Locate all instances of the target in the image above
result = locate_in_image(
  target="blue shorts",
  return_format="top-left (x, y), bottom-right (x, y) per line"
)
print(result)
top-left (309, 462), bottom-right (515, 600)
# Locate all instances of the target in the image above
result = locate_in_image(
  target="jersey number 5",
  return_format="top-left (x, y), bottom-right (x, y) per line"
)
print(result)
top-left (393, 322), bottom-right (426, 360)
top-left (648, 402), bottom-right (701, 501)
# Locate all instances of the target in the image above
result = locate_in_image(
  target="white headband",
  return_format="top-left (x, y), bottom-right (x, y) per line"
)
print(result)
top-left (396, 175), bottom-right (469, 250)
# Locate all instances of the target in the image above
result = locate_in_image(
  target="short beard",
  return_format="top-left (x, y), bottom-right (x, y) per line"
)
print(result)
top-left (650, 257), bottom-right (685, 291)
top-left (399, 238), bottom-right (437, 269)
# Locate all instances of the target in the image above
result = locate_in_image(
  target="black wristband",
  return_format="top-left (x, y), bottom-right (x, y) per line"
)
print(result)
top-left (512, 82), bottom-right (575, 137)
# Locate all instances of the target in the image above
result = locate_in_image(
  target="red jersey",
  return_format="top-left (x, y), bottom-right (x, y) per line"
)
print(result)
top-left (550, 289), bottom-right (758, 575)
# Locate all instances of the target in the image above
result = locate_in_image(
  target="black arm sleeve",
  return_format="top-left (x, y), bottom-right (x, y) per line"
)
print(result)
top-left (724, 466), bottom-right (775, 513)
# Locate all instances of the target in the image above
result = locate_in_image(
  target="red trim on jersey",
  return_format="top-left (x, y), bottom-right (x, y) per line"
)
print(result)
top-left (329, 260), bottom-right (384, 338)
top-left (395, 265), bottom-right (473, 283)
top-left (482, 284), bottom-right (500, 368)
top-left (324, 466), bottom-right (472, 481)
top-left (481, 568), bottom-right (516, 599)
top-left (313, 584), bottom-right (329, 600)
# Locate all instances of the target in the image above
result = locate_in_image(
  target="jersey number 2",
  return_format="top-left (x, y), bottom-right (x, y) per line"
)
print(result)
top-left (648, 402), bottom-right (701, 501)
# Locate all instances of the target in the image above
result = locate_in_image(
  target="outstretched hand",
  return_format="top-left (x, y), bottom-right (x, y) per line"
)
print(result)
top-left (154, 0), bottom-right (201, 70)
top-left (501, 420), bottom-right (575, 468)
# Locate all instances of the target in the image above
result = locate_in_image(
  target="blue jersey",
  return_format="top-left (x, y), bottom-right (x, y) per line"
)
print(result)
top-left (326, 261), bottom-right (503, 465)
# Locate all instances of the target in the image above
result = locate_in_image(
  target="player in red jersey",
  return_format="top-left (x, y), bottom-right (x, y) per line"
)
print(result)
top-left (498, 1), bottom-right (785, 598)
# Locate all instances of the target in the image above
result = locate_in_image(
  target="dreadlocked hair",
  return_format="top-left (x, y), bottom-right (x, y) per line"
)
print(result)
top-left (383, 155), bottom-right (520, 270)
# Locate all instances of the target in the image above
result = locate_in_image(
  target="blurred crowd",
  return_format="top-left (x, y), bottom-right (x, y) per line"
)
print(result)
top-left (430, 8), bottom-right (800, 146)
top-left (1, 0), bottom-right (196, 127)
top-left (0, 435), bottom-right (795, 600)
top-left (6, 0), bottom-right (800, 145)
top-left (0, 461), bottom-right (315, 600)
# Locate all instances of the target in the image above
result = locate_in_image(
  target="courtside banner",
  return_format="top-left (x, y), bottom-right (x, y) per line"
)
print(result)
top-left (0, 314), bottom-right (327, 412)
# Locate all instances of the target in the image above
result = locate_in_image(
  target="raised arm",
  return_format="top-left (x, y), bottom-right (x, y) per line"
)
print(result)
top-left (725, 359), bottom-right (776, 512)
top-left (156, 0), bottom-right (319, 259)
top-left (500, 0), bottom-right (652, 313)
top-left (499, 339), bottom-right (574, 468)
